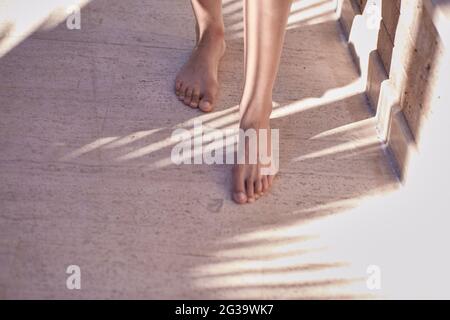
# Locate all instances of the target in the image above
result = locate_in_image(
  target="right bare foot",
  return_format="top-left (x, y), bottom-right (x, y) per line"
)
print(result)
top-left (175, 28), bottom-right (225, 112)
top-left (232, 100), bottom-right (277, 204)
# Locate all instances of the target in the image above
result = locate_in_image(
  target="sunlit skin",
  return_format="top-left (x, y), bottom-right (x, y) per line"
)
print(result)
top-left (175, 0), bottom-right (225, 112)
top-left (176, 0), bottom-right (293, 204)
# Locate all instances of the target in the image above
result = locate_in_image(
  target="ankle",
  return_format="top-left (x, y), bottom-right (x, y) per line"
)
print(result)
top-left (239, 101), bottom-right (272, 129)
top-left (198, 25), bottom-right (225, 44)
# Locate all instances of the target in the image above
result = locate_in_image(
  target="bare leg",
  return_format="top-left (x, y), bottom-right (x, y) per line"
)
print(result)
top-left (175, 0), bottom-right (225, 112)
top-left (233, 0), bottom-right (292, 204)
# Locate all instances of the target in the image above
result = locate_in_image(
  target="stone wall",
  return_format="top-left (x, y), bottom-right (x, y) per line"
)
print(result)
top-left (338, 0), bottom-right (448, 180)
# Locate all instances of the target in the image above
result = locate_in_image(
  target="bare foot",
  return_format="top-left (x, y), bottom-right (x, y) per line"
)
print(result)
top-left (232, 101), bottom-right (276, 204)
top-left (175, 28), bottom-right (225, 112)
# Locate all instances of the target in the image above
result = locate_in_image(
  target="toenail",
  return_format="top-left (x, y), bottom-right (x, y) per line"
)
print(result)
top-left (233, 192), bottom-right (247, 204)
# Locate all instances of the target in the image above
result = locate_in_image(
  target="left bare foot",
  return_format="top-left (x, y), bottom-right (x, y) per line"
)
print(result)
top-left (175, 28), bottom-right (225, 112)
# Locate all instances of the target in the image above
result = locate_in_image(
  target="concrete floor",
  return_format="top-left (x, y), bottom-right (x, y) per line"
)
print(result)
top-left (0, 0), bottom-right (404, 299)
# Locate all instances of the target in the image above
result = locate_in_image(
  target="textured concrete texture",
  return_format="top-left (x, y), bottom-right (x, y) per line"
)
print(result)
top-left (0, 0), bottom-right (407, 299)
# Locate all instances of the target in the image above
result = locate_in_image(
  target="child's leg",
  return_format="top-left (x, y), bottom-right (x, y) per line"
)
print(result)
top-left (233, 0), bottom-right (293, 204)
top-left (175, 0), bottom-right (225, 112)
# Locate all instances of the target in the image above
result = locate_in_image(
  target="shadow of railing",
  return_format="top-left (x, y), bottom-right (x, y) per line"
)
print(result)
top-left (0, 0), bottom-right (398, 299)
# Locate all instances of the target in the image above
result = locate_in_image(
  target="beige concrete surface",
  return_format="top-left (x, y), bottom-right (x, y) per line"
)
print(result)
top-left (0, 0), bottom-right (403, 299)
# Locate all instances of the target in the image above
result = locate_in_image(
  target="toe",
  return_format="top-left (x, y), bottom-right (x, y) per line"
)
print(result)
top-left (175, 80), bottom-right (182, 95)
top-left (255, 179), bottom-right (263, 198)
top-left (268, 175), bottom-right (275, 187)
top-left (246, 178), bottom-right (255, 203)
top-left (190, 87), bottom-right (200, 108)
top-left (199, 89), bottom-right (216, 112)
top-left (178, 85), bottom-right (187, 101)
top-left (232, 165), bottom-right (247, 205)
top-left (262, 175), bottom-right (269, 193)
top-left (184, 87), bottom-right (194, 106)
top-left (233, 192), bottom-right (247, 204)
top-left (199, 100), bottom-right (213, 113)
